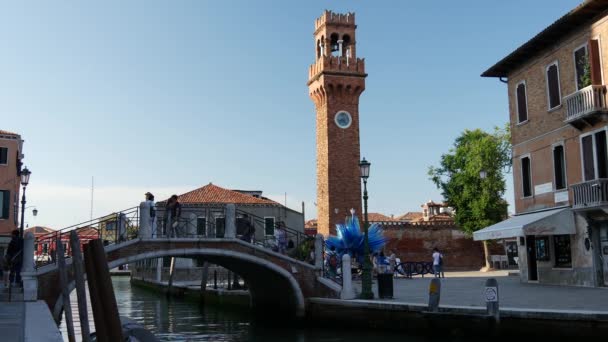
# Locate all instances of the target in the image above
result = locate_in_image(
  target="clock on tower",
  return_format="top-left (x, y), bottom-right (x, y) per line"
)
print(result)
top-left (307, 11), bottom-right (367, 236)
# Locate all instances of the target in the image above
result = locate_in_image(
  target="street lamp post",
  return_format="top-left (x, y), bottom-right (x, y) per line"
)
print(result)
top-left (19, 167), bottom-right (31, 238)
top-left (359, 158), bottom-right (373, 299)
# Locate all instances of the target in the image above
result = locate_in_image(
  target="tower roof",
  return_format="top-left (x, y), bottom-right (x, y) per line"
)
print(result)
top-left (314, 10), bottom-right (356, 31)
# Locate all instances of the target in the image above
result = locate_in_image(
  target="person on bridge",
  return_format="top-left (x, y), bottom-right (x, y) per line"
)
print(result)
top-left (165, 194), bottom-right (182, 237)
top-left (274, 222), bottom-right (288, 254)
top-left (239, 214), bottom-right (254, 243)
top-left (5, 229), bottom-right (23, 285)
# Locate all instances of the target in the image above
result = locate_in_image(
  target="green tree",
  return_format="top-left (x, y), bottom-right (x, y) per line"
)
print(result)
top-left (428, 125), bottom-right (511, 270)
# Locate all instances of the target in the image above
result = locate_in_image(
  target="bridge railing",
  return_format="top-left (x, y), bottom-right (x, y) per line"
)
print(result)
top-left (34, 206), bottom-right (141, 268)
top-left (235, 208), bottom-right (314, 262)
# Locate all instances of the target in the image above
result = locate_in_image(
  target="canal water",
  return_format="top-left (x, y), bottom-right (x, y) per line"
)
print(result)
top-left (61, 277), bottom-right (462, 341)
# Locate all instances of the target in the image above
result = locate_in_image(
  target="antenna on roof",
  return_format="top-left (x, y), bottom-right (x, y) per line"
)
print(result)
top-left (90, 176), bottom-right (94, 220)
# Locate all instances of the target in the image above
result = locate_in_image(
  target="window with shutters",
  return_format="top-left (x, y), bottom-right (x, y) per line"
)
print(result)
top-left (546, 62), bottom-right (561, 110)
top-left (196, 217), bottom-right (206, 236)
top-left (264, 217), bottom-right (275, 236)
top-left (581, 128), bottom-right (608, 181)
top-left (521, 156), bottom-right (532, 197)
top-left (553, 145), bottom-right (566, 190)
top-left (0, 190), bottom-right (9, 219)
top-left (0, 147), bottom-right (7, 165)
top-left (574, 44), bottom-right (590, 90)
top-left (516, 81), bottom-right (528, 123)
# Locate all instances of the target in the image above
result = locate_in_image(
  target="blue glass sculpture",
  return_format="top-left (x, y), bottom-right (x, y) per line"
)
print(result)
top-left (325, 213), bottom-right (388, 265)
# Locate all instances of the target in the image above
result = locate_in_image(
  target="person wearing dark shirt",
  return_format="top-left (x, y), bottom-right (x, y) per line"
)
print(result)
top-left (5, 230), bottom-right (23, 285)
top-left (165, 195), bottom-right (182, 237)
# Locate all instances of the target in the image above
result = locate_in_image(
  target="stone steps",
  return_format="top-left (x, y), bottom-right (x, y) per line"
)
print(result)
top-left (0, 285), bottom-right (24, 301)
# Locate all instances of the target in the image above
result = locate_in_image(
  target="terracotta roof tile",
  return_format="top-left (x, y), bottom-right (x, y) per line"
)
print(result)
top-left (174, 183), bottom-right (280, 205)
top-left (397, 212), bottom-right (424, 221)
top-left (367, 213), bottom-right (394, 222)
top-left (0, 129), bottom-right (19, 136)
top-left (305, 219), bottom-right (318, 229)
top-left (25, 226), bottom-right (55, 235)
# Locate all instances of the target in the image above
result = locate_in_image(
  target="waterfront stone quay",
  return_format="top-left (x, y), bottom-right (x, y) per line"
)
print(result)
top-left (0, 301), bottom-right (62, 342)
top-left (354, 271), bottom-right (608, 312)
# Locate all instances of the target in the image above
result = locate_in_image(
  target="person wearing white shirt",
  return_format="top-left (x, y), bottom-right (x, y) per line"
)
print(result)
top-left (432, 247), bottom-right (443, 278)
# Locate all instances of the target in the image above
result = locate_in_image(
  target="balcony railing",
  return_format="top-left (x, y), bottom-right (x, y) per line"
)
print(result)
top-left (564, 85), bottom-right (608, 123)
top-left (572, 178), bottom-right (608, 209)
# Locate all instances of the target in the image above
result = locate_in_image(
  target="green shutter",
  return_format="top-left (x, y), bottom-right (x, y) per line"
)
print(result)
top-left (265, 218), bottom-right (275, 236)
top-left (1, 191), bottom-right (9, 219)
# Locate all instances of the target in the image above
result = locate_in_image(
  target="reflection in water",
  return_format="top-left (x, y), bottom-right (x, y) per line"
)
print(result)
top-left (62, 277), bottom-right (451, 342)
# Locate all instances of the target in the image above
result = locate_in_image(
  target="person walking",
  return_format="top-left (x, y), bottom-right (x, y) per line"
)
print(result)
top-left (165, 195), bottom-right (182, 237)
top-left (5, 230), bottom-right (24, 285)
top-left (432, 247), bottom-right (443, 278)
top-left (144, 192), bottom-right (157, 238)
top-left (388, 250), bottom-right (397, 275)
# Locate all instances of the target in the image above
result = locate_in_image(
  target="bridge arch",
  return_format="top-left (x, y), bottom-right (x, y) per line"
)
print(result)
top-left (47, 246), bottom-right (307, 321)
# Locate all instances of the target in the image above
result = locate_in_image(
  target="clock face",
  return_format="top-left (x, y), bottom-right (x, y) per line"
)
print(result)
top-left (334, 111), bottom-right (352, 129)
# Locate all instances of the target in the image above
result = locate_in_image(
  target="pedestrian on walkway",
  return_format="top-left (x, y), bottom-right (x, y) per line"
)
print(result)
top-left (239, 214), bottom-right (254, 243)
top-left (432, 247), bottom-right (444, 278)
top-left (325, 246), bottom-right (339, 279)
top-left (388, 250), bottom-right (397, 274)
top-left (144, 192), bottom-right (158, 238)
top-left (5, 230), bottom-right (24, 285)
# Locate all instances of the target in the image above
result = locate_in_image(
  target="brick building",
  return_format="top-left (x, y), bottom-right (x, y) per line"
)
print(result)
top-left (476, 0), bottom-right (608, 287)
top-left (0, 129), bottom-right (24, 256)
top-left (308, 11), bottom-right (366, 237)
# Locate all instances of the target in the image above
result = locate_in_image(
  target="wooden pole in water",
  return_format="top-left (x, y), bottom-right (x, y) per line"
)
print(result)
top-left (56, 236), bottom-right (76, 342)
top-left (69, 231), bottom-right (91, 342)
top-left (88, 239), bottom-right (124, 342)
top-left (84, 243), bottom-right (107, 342)
top-left (167, 257), bottom-right (176, 297)
top-left (485, 278), bottom-right (500, 322)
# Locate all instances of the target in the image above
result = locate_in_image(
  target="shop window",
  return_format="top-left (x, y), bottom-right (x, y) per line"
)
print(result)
top-left (535, 237), bottom-right (550, 261)
top-left (553, 235), bottom-right (572, 268)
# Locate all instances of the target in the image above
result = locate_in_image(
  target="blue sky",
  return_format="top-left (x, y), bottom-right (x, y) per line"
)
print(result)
top-left (1, 0), bottom-right (579, 228)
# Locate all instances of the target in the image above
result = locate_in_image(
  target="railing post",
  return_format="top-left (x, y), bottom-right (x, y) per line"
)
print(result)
top-left (340, 254), bottom-right (355, 299)
top-left (21, 232), bottom-right (37, 301)
top-left (225, 204), bottom-right (236, 238)
top-left (314, 234), bottom-right (324, 273)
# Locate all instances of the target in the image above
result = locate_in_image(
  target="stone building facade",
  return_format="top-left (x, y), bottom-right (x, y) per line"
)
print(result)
top-left (308, 11), bottom-right (366, 237)
top-left (476, 0), bottom-right (608, 287)
top-left (0, 129), bottom-right (24, 255)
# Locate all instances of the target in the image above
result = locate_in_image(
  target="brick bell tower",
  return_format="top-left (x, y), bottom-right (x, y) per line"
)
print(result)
top-left (308, 11), bottom-right (367, 236)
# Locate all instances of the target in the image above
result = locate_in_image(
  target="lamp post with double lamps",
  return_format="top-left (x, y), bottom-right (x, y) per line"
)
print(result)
top-left (359, 158), bottom-right (373, 299)
top-left (19, 167), bottom-right (31, 238)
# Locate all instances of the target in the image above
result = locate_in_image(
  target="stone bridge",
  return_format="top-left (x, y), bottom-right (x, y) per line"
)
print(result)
top-left (36, 238), bottom-right (340, 320)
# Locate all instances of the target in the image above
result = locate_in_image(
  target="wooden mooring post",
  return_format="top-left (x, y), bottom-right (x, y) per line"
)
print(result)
top-left (56, 236), bottom-right (76, 342)
top-left (69, 231), bottom-right (91, 342)
top-left (84, 239), bottom-right (124, 342)
top-left (484, 278), bottom-right (500, 322)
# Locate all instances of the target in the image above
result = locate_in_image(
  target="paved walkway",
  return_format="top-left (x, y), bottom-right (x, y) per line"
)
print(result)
top-left (353, 271), bottom-right (608, 312)
top-left (0, 302), bottom-right (24, 342)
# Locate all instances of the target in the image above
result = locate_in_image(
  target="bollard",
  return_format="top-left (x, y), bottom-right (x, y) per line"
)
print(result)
top-left (214, 269), bottom-right (218, 289)
top-left (484, 278), bottom-right (500, 322)
top-left (340, 254), bottom-right (355, 299)
top-left (428, 278), bottom-right (441, 312)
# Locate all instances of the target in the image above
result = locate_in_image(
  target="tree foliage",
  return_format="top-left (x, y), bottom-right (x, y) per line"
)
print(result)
top-left (428, 125), bottom-right (511, 236)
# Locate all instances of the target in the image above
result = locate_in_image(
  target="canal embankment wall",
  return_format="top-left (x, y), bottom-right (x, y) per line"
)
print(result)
top-left (306, 298), bottom-right (608, 338)
top-left (130, 278), bottom-right (251, 309)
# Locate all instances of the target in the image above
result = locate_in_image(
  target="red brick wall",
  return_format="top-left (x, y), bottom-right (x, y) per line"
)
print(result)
top-left (383, 224), bottom-right (492, 271)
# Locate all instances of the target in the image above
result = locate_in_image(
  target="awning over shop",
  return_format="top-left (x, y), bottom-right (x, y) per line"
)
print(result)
top-left (473, 208), bottom-right (575, 241)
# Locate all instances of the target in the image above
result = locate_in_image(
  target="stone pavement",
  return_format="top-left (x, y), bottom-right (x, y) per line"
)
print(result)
top-left (354, 271), bottom-right (608, 312)
top-left (0, 302), bottom-right (24, 342)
